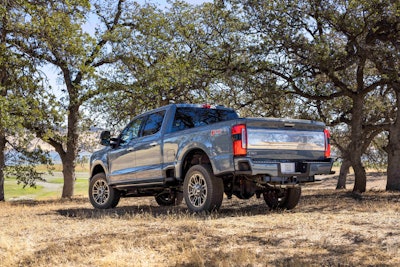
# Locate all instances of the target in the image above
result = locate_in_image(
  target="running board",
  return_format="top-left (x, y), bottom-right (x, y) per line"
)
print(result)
top-left (113, 177), bottom-right (177, 189)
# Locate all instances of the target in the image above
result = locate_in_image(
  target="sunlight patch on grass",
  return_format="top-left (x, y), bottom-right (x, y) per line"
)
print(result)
top-left (4, 180), bottom-right (45, 200)
top-left (4, 173), bottom-right (88, 200)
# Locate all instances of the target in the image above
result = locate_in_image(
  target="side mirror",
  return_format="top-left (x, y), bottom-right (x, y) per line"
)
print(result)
top-left (100, 130), bottom-right (111, 146)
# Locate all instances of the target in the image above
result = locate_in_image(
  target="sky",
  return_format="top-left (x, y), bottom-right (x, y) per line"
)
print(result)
top-left (45, 0), bottom-right (211, 99)
top-left (143, 0), bottom-right (210, 5)
top-left (82, 0), bottom-right (211, 34)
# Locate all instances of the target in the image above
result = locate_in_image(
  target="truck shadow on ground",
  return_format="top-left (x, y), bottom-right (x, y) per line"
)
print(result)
top-left (54, 189), bottom-right (400, 220)
top-left (55, 202), bottom-right (273, 219)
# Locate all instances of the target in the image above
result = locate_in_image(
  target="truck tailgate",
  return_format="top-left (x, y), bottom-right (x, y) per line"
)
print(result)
top-left (244, 118), bottom-right (327, 161)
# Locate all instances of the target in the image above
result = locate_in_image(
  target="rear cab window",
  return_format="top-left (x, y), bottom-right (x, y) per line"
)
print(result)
top-left (171, 107), bottom-right (238, 132)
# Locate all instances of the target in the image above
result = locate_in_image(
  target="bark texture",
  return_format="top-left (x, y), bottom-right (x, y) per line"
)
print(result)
top-left (336, 158), bottom-right (351, 189)
top-left (0, 134), bottom-right (6, 201)
top-left (386, 90), bottom-right (400, 191)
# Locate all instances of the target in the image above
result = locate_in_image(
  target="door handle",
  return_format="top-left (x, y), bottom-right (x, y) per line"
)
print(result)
top-left (149, 142), bottom-right (158, 147)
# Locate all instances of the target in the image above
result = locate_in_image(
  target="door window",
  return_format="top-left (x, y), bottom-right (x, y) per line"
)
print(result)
top-left (142, 111), bottom-right (165, 137)
top-left (119, 117), bottom-right (145, 145)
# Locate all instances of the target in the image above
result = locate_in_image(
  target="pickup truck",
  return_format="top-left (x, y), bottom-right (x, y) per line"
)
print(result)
top-left (89, 104), bottom-right (333, 212)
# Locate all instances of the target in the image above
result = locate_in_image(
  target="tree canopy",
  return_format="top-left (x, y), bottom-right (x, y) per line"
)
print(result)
top-left (0, 0), bottom-right (58, 200)
top-left (1, 0), bottom-right (399, 200)
top-left (227, 0), bottom-right (399, 192)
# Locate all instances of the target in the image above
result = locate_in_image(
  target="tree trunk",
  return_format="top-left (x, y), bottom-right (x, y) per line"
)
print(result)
top-left (61, 104), bottom-right (80, 198)
top-left (0, 4), bottom-right (8, 201)
top-left (386, 90), bottom-right (400, 191)
top-left (350, 96), bottom-right (367, 193)
top-left (336, 158), bottom-right (351, 189)
top-left (0, 134), bottom-right (6, 201)
top-left (61, 152), bottom-right (76, 198)
top-left (386, 146), bottom-right (400, 191)
top-left (352, 159), bottom-right (367, 193)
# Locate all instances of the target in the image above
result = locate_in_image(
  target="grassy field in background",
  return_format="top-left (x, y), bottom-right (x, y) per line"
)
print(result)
top-left (3, 164), bottom-right (89, 200)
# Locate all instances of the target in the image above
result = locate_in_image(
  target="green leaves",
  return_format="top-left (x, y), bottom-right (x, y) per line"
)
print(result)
top-left (5, 147), bottom-right (54, 188)
top-left (1, 0), bottom-right (399, 195)
top-left (231, 0), bottom-right (399, 191)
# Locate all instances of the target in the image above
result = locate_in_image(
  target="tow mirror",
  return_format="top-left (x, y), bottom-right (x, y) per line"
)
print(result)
top-left (100, 130), bottom-right (111, 146)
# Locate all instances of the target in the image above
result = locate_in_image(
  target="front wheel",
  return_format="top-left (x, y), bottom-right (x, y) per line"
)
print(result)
top-left (183, 164), bottom-right (224, 212)
top-left (263, 187), bottom-right (301, 210)
top-left (89, 173), bottom-right (120, 209)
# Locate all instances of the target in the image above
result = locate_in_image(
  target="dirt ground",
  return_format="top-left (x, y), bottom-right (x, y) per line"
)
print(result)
top-left (310, 170), bottom-right (388, 191)
top-left (1, 172), bottom-right (399, 267)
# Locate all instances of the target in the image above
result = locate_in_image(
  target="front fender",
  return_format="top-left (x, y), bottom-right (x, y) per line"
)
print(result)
top-left (89, 148), bottom-right (110, 180)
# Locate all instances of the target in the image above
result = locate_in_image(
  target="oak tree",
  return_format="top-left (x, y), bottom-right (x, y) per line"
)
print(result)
top-left (233, 0), bottom-right (395, 192)
top-left (10, 0), bottom-right (135, 197)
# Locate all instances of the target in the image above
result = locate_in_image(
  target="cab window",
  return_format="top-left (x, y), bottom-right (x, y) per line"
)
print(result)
top-left (142, 111), bottom-right (165, 137)
top-left (119, 117), bottom-right (144, 145)
top-left (172, 107), bottom-right (238, 132)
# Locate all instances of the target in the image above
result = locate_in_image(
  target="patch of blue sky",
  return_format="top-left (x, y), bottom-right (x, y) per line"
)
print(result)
top-left (43, 0), bottom-right (211, 99)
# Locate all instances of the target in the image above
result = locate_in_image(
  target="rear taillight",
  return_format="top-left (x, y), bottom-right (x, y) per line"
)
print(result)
top-left (232, 124), bottom-right (247, 156)
top-left (324, 129), bottom-right (331, 158)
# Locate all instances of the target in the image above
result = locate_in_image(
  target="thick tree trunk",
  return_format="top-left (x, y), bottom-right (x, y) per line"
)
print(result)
top-left (386, 147), bottom-right (400, 191)
top-left (61, 152), bottom-right (76, 198)
top-left (61, 104), bottom-right (80, 198)
top-left (1, 7), bottom-right (8, 201)
top-left (350, 96), bottom-right (367, 193)
top-left (336, 158), bottom-right (351, 189)
top-left (0, 134), bottom-right (6, 201)
top-left (352, 159), bottom-right (367, 193)
top-left (386, 90), bottom-right (400, 191)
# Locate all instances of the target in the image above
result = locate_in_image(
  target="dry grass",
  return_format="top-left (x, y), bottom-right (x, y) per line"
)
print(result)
top-left (1, 173), bottom-right (400, 266)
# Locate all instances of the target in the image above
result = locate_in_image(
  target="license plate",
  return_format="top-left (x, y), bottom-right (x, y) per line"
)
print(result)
top-left (281, 163), bottom-right (295, 173)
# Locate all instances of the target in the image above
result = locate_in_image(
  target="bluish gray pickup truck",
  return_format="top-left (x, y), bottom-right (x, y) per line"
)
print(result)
top-left (89, 104), bottom-right (333, 212)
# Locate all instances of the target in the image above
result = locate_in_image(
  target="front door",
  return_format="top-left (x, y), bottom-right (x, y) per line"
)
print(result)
top-left (108, 116), bottom-right (145, 184)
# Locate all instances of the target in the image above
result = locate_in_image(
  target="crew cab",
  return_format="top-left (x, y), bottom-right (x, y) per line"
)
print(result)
top-left (89, 104), bottom-right (334, 212)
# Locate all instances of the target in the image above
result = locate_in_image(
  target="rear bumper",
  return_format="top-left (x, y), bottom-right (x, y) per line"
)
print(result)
top-left (233, 157), bottom-right (334, 184)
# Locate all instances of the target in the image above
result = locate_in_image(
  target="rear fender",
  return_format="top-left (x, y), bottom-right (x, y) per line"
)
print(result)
top-left (177, 147), bottom-right (213, 180)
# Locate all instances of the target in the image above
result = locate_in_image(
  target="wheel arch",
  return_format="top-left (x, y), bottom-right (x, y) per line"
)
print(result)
top-left (90, 163), bottom-right (106, 180)
top-left (179, 148), bottom-right (213, 181)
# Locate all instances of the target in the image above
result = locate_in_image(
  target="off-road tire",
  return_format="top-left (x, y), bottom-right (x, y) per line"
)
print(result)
top-left (183, 164), bottom-right (224, 212)
top-left (89, 173), bottom-right (120, 209)
top-left (263, 187), bottom-right (301, 210)
top-left (283, 187), bottom-right (302, 210)
top-left (155, 191), bottom-right (183, 206)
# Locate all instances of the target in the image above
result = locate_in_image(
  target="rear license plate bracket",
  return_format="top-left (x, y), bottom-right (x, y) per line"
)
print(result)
top-left (281, 163), bottom-right (295, 173)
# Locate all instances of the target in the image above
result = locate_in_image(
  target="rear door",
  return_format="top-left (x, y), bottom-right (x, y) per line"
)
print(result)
top-left (132, 110), bottom-right (165, 182)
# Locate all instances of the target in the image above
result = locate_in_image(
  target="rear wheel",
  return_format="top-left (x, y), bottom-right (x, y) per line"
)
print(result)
top-left (89, 173), bottom-right (120, 209)
top-left (183, 164), bottom-right (224, 212)
top-left (263, 187), bottom-right (301, 210)
top-left (155, 191), bottom-right (183, 206)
